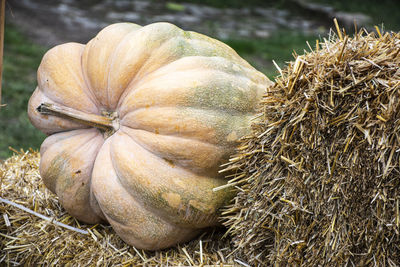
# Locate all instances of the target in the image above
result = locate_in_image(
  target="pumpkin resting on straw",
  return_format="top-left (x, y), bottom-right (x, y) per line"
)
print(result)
top-left (27, 22), bottom-right (270, 250)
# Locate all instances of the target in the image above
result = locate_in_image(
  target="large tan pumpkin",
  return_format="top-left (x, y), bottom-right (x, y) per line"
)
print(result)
top-left (27, 22), bottom-right (271, 250)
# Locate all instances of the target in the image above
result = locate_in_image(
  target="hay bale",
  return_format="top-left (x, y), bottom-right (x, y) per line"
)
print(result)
top-left (222, 27), bottom-right (400, 266)
top-left (0, 149), bottom-right (234, 266)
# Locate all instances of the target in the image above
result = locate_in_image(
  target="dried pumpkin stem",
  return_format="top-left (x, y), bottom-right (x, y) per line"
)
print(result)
top-left (37, 102), bottom-right (119, 133)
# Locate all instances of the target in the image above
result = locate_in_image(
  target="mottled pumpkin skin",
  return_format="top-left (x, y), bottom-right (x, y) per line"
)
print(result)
top-left (28, 22), bottom-right (271, 250)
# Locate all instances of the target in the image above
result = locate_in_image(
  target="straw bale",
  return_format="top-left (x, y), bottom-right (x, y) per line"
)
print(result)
top-left (0, 149), bottom-right (234, 266)
top-left (223, 28), bottom-right (400, 266)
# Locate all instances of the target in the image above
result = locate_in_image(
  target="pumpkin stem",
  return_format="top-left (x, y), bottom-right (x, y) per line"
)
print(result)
top-left (37, 103), bottom-right (119, 133)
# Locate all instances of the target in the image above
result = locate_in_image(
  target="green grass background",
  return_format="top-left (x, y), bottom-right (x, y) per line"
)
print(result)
top-left (1, 25), bottom-right (46, 158)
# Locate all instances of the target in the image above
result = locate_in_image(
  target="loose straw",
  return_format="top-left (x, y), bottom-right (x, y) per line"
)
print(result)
top-left (0, 196), bottom-right (89, 234)
top-left (0, 0), bottom-right (5, 106)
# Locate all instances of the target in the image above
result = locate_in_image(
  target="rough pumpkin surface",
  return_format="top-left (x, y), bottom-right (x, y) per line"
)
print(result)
top-left (27, 22), bottom-right (272, 250)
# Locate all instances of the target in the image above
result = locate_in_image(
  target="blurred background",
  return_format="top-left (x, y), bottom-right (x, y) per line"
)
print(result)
top-left (1, 0), bottom-right (399, 158)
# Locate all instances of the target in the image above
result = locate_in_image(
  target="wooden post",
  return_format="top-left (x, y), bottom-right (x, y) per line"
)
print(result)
top-left (0, 0), bottom-right (5, 106)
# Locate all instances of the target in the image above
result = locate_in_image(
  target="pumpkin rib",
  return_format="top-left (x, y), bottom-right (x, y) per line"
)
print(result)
top-left (97, 37), bottom-right (114, 109)
top-left (88, 180), bottom-right (107, 221)
top-left (104, 137), bottom-right (171, 224)
top-left (82, 23), bottom-right (142, 109)
top-left (117, 69), bottom-right (264, 119)
top-left (82, 40), bottom-right (107, 109)
top-left (187, 30), bottom-right (253, 69)
top-left (108, 24), bottom-right (182, 98)
top-left (115, 32), bottom-right (264, 110)
top-left (121, 106), bottom-right (253, 145)
top-left (115, 34), bottom-right (188, 101)
top-left (120, 126), bottom-right (228, 175)
top-left (67, 46), bottom-right (102, 110)
top-left (39, 128), bottom-right (96, 155)
top-left (105, 28), bottom-right (140, 108)
top-left (40, 128), bottom-right (101, 193)
top-left (130, 34), bottom-right (258, 84)
top-left (121, 105), bottom-right (255, 123)
top-left (37, 43), bottom-right (99, 114)
top-left (105, 142), bottom-right (177, 228)
top-left (110, 131), bottom-right (229, 228)
top-left (117, 55), bottom-right (264, 112)
top-left (97, 139), bottom-right (152, 222)
top-left (80, 52), bottom-right (102, 109)
top-left (39, 129), bottom-right (105, 224)
top-left (53, 132), bottom-right (104, 223)
top-left (120, 125), bottom-right (226, 154)
top-left (104, 23), bottom-right (183, 109)
top-left (130, 35), bottom-right (189, 81)
top-left (92, 139), bottom-right (198, 249)
top-left (103, 215), bottom-right (199, 250)
top-left (129, 60), bottom-right (263, 91)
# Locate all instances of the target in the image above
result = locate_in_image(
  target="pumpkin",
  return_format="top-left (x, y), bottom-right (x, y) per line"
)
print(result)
top-left (27, 22), bottom-right (271, 250)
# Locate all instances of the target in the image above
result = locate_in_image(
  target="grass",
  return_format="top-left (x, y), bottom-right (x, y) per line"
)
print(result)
top-left (0, 23), bottom-right (46, 158)
top-left (224, 31), bottom-right (320, 78)
top-left (310, 0), bottom-right (400, 31)
top-left (0, 24), bottom-right (321, 159)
